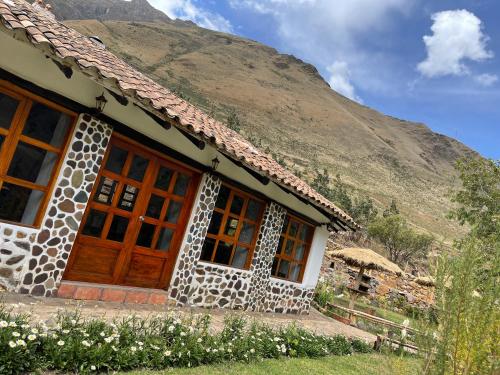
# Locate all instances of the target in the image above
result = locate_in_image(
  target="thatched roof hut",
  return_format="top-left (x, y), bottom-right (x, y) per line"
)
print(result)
top-left (330, 247), bottom-right (403, 275)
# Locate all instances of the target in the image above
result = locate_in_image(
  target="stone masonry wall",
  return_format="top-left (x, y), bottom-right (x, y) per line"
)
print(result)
top-left (169, 174), bottom-right (221, 305)
top-left (0, 114), bottom-right (112, 296)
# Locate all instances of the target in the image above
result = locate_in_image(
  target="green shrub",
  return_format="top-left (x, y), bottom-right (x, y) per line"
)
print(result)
top-left (0, 307), bottom-right (371, 374)
top-left (351, 338), bottom-right (373, 353)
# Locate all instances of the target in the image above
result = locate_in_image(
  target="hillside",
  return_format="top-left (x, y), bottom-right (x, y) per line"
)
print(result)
top-left (48, 0), bottom-right (476, 240)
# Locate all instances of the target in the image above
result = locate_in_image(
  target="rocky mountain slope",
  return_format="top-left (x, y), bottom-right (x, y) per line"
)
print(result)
top-left (47, 0), bottom-right (476, 239)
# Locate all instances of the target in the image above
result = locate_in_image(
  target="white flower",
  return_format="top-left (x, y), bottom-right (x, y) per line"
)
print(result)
top-left (273, 337), bottom-right (280, 342)
top-left (100, 332), bottom-right (106, 337)
top-left (206, 348), bottom-right (211, 353)
top-left (9, 322), bottom-right (17, 327)
top-left (164, 350), bottom-right (171, 357)
top-left (31, 328), bottom-right (38, 334)
top-left (168, 325), bottom-right (175, 332)
top-left (62, 329), bottom-right (70, 334)
top-left (82, 340), bottom-right (91, 347)
top-left (71, 320), bottom-right (77, 325)
top-left (130, 346), bottom-right (137, 352)
top-left (137, 341), bottom-right (143, 346)
top-left (83, 332), bottom-right (89, 337)
top-left (8, 341), bottom-right (17, 348)
top-left (180, 331), bottom-right (187, 337)
top-left (16, 339), bottom-right (26, 346)
top-left (402, 319), bottom-right (410, 328)
top-left (90, 365), bottom-right (96, 371)
top-left (0, 321), bottom-right (8, 328)
top-left (112, 345), bottom-right (118, 352)
top-left (12, 331), bottom-right (20, 337)
top-left (57, 340), bottom-right (65, 346)
top-left (250, 348), bottom-right (255, 353)
top-left (21, 324), bottom-right (29, 329)
top-left (27, 334), bottom-right (37, 341)
top-left (104, 337), bottom-right (113, 343)
top-left (197, 338), bottom-right (202, 343)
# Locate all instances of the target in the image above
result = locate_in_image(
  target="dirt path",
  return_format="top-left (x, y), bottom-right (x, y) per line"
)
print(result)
top-left (0, 292), bottom-right (376, 343)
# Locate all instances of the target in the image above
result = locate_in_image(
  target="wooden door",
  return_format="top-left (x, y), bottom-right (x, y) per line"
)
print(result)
top-left (64, 135), bottom-right (199, 289)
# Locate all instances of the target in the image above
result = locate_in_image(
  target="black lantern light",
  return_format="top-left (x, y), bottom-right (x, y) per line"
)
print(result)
top-left (95, 93), bottom-right (108, 113)
top-left (211, 157), bottom-right (220, 171)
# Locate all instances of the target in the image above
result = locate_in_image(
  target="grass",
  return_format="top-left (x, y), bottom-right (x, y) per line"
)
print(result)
top-left (125, 354), bottom-right (421, 375)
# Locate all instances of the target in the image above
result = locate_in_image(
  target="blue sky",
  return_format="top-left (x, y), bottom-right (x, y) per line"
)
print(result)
top-left (148, 0), bottom-right (499, 159)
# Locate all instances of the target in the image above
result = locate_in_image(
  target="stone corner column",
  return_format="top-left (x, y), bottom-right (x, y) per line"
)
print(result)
top-left (16, 114), bottom-right (112, 297)
top-left (246, 202), bottom-right (287, 311)
top-left (168, 173), bottom-right (221, 306)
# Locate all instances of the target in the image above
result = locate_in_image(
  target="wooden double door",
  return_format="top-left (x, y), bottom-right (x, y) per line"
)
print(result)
top-left (64, 135), bottom-right (200, 289)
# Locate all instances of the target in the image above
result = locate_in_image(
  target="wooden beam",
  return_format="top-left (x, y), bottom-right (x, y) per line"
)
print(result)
top-left (177, 127), bottom-right (205, 150)
top-left (134, 104), bottom-right (171, 130)
top-left (51, 59), bottom-right (73, 79)
top-left (225, 156), bottom-right (270, 185)
top-left (105, 88), bottom-right (128, 106)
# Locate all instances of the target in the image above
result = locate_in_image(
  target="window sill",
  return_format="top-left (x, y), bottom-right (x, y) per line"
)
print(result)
top-left (0, 218), bottom-right (40, 232)
top-left (270, 276), bottom-right (305, 287)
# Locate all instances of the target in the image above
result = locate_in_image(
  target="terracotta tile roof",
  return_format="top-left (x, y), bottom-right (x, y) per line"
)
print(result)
top-left (0, 0), bottom-right (359, 229)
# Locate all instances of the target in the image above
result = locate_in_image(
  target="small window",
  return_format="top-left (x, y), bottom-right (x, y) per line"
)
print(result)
top-left (200, 183), bottom-right (265, 269)
top-left (271, 214), bottom-right (314, 283)
top-left (0, 83), bottom-right (75, 226)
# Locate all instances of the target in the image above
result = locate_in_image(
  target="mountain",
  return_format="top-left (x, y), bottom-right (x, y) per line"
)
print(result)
top-left (47, 0), bottom-right (476, 239)
top-left (48, 0), bottom-right (171, 23)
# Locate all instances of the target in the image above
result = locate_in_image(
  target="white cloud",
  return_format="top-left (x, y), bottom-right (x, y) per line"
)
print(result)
top-left (417, 10), bottom-right (493, 78)
top-left (229, 0), bottom-right (413, 96)
top-left (474, 73), bottom-right (498, 87)
top-left (149, 0), bottom-right (233, 33)
top-left (327, 61), bottom-right (363, 103)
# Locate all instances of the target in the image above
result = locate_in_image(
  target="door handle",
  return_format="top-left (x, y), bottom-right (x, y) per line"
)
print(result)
top-left (139, 216), bottom-right (145, 222)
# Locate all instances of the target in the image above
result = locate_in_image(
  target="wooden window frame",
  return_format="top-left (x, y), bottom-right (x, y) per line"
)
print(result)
top-left (201, 182), bottom-right (266, 270)
top-left (0, 80), bottom-right (77, 228)
top-left (271, 214), bottom-right (315, 283)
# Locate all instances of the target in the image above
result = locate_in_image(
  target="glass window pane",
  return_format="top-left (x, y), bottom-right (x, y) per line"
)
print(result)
top-left (289, 263), bottom-right (302, 282)
top-left (23, 102), bottom-right (71, 147)
top-left (245, 199), bottom-right (262, 221)
top-left (155, 166), bottom-right (173, 191)
top-left (215, 185), bottom-right (230, 209)
top-left (277, 260), bottom-right (290, 278)
top-left (93, 177), bottom-right (117, 205)
top-left (146, 194), bottom-right (165, 219)
top-left (200, 238), bottom-right (216, 262)
top-left (0, 92), bottom-right (19, 129)
top-left (238, 222), bottom-right (255, 244)
top-left (289, 220), bottom-right (299, 237)
top-left (271, 257), bottom-right (279, 276)
top-left (213, 241), bottom-right (233, 265)
top-left (207, 211), bottom-right (223, 235)
top-left (173, 174), bottom-right (190, 196)
top-left (0, 183), bottom-right (43, 225)
top-left (136, 222), bottom-right (156, 248)
top-left (82, 209), bottom-right (107, 238)
top-left (299, 225), bottom-right (310, 241)
top-left (224, 217), bottom-right (239, 237)
top-left (295, 243), bottom-right (305, 261)
top-left (230, 195), bottom-right (244, 215)
top-left (156, 227), bottom-right (174, 251)
top-left (281, 216), bottom-right (289, 234)
top-left (7, 142), bottom-right (57, 185)
top-left (118, 184), bottom-right (139, 211)
top-left (105, 146), bottom-right (128, 175)
top-left (165, 200), bottom-right (182, 224)
top-left (128, 155), bottom-right (149, 181)
top-left (276, 236), bottom-right (284, 255)
top-left (107, 215), bottom-right (129, 242)
top-left (284, 239), bottom-right (294, 255)
top-left (231, 246), bottom-right (249, 268)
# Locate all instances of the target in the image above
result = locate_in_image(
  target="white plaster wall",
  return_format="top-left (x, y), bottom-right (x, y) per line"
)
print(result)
top-left (0, 31), bottom-right (330, 225)
top-left (299, 225), bottom-right (330, 288)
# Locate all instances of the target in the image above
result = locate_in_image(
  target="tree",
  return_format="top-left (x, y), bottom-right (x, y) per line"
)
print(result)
top-left (449, 158), bottom-right (499, 244)
top-left (226, 108), bottom-right (241, 133)
top-left (368, 215), bottom-right (434, 267)
top-left (383, 198), bottom-right (399, 217)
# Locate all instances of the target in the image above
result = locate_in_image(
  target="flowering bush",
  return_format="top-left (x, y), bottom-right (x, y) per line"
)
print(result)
top-left (0, 306), bottom-right (371, 374)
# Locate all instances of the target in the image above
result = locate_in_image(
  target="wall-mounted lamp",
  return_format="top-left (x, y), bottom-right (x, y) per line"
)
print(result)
top-left (211, 157), bottom-right (220, 171)
top-left (95, 93), bottom-right (108, 114)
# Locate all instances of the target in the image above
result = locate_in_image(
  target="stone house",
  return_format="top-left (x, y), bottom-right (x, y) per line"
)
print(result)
top-left (0, 0), bottom-right (358, 314)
